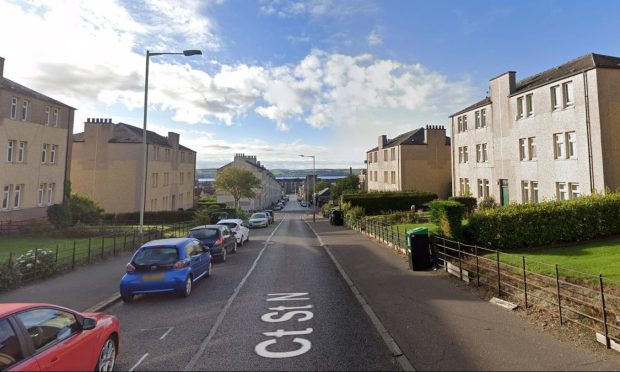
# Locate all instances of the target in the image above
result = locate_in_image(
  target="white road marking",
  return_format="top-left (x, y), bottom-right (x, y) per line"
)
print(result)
top-left (159, 327), bottom-right (174, 340)
top-left (184, 218), bottom-right (286, 371)
top-left (129, 353), bottom-right (149, 372)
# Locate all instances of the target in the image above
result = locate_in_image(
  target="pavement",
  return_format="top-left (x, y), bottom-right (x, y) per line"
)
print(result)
top-left (309, 219), bottom-right (620, 371)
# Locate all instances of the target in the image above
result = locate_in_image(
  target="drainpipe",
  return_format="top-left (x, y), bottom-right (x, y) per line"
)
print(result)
top-left (583, 72), bottom-right (595, 193)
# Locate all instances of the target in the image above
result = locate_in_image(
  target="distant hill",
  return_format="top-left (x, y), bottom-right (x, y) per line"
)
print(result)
top-left (197, 168), bottom-right (362, 180)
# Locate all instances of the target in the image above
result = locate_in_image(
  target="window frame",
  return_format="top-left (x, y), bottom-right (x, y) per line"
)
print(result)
top-left (13, 184), bottom-right (22, 209)
top-left (41, 144), bottom-right (47, 164)
top-left (7, 140), bottom-right (14, 162)
top-left (38, 183), bottom-right (45, 207)
top-left (556, 182), bottom-right (568, 201)
top-left (21, 100), bottom-right (29, 121)
top-left (567, 131), bottom-right (577, 159)
top-left (47, 183), bottom-right (54, 205)
top-left (10, 97), bottom-right (18, 119)
top-left (481, 108), bottom-right (487, 128)
top-left (17, 141), bottom-right (26, 163)
top-left (554, 133), bottom-right (565, 159)
top-left (49, 144), bottom-right (56, 164)
top-left (516, 96), bottom-right (524, 119)
top-left (53, 108), bottom-right (59, 127)
top-left (525, 93), bottom-right (533, 117)
top-left (519, 138), bottom-right (527, 161)
top-left (521, 181), bottom-right (530, 203)
top-left (44, 106), bottom-right (50, 126)
top-left (563, 81), bottom-right (574, 107)
top-left (0, 318), bottom-right (25, 370)
top-left (475, 110), bottom-right (481, 128)
top-left (2, 185), bottom-right (10, 210)
top-left (14, 307), bottom-right (80, 354)
top-left (551, 85), bottom-right (561, 110)
top-left (528, 137), bottom-right (536, 160)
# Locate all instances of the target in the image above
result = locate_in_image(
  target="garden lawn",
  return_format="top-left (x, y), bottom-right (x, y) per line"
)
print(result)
top-left (392, 222), bottom-right (440, 235)
top-left (495, 237), bottom-right (620, 284)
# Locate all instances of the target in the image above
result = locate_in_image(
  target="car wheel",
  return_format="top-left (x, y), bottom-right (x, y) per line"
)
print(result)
top-left (96, 336), bottom-right (117, 371)
top-left (245, 234), bottom-right (250, 242)
top-left (121, 294), bottom-right (134, 303)
top-left (232, 241), bottom-right (237, 253)
top-left (206, 261), bottom-right (213, 277)
top-left (180, 276), bottom-right (192, 298)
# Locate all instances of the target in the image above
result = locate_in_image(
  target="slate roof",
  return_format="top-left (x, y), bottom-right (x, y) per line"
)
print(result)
top-left (451, 53), bottom-right (620, 117)
top-left (73, 122), bottom-right (195, 152)
top-left (217, 157), bottom-right (277, 181)
top-left (0, 77), bottom-right (75, 109)
top-left (366, 127), bottom-right (450, 153)
top-left (449, 97), bottom-right (491, 118)
top-left (512, 53), bottom-right (620, 96)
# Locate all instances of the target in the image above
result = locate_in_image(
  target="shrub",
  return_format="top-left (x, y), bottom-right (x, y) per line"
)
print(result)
top-left (47, 204), bottom-right (72, 229)
top-left (479, 196), bottom-right (498, 210)
top-left (467, 192), bottom-right (620, 249)
top-left (102, 210), bottom-right (194, 224)
top-left (449, 196), bottom-right (477, 217)
top-left (70, 194), bottom-right (104, 224)
top-left (0, 260), bottom-right (22, 290)
top-left (193, 208), bottom-right (213, 225)
top-left (342, 191), bottom-right (437, 215)
top-left (197, 202), bottom-right (227, 209)
top-left (346, 206), bottom-right (366, 220)
top-left (15, 248), bottom-right (57, 278)
top-left (429, 200), bottom-right (464, 239)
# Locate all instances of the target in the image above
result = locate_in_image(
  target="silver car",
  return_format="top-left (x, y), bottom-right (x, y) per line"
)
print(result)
top-left (248, 212), bottom-right (269, 228)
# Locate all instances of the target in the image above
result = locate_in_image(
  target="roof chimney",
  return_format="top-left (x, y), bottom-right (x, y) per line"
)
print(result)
top-left (378, 135), bottom-right (387, 149)
top-left (0, 57), bottom-right (4, 79)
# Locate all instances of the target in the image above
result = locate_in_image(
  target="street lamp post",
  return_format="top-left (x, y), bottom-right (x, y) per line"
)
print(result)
top-left (139, 49), bottom-right (202, 236)
top-left (299, 154), bottom-right (316, 222)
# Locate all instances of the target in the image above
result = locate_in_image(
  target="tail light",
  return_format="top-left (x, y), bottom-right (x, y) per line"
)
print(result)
top-left (126, 263), bottom-right (136, 273)
top-left (215, 237), bottom-right (224, 246)
top-left (174, 260), bottom-right (189, 269)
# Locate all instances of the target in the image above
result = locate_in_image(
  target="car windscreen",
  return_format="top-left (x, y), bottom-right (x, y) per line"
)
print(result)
top-left (188, 228), bottom-right (219, 240)
top-left (133, 246), bottom-right (179, 265)
top-left (251, 213), bottom-right (266, 219)
top-left (219, 222), bottom-right (238, 229)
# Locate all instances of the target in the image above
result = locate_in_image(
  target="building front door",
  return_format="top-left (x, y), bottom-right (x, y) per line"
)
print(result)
top-left (499, 179), bottom-right (509, 206)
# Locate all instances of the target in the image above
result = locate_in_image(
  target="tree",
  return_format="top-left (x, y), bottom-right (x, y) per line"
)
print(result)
top-left (315, 181), bottom-right (330, 192)
top-left (332, 175), bottom-right (360, 200)
top-left (214, 167), bottom-right (261, 209)
top-left (70, 194), bottom-right (104, 224)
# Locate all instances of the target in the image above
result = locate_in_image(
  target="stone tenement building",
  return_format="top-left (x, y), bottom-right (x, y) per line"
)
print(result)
top-left (71, 119), bottom-right (196, 214)
top-left (0, 56), bottom-right (76, 222)
top-left (365, 125), bottom-right (452, 198)
top-left (451, 53), bottom-right (620, 205)
top-left (217, 154), bottom-right (282, 210)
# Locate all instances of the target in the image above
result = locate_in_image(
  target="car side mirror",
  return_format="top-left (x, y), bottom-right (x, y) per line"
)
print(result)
top-left (82, 317), bottom-right (97, 331)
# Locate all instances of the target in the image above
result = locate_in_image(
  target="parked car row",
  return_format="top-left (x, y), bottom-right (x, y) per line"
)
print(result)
top-left (1, 218), bottom-right (262, 371)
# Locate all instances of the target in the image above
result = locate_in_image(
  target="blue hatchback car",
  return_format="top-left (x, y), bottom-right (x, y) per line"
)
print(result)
top-left (119, 238), bottom-right (212, 302)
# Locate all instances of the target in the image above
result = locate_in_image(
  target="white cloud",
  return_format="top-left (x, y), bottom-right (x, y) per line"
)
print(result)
top-left (367, 28), bottom-right (383, 46)
top-left (259, 0), bottom-right (376, 18)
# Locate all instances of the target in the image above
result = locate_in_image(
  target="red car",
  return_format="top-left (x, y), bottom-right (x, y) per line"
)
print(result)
top-left (0, 303), bottom-right (120, 371)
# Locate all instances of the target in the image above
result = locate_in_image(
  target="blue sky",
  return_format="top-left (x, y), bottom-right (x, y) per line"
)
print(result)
top-left (1, 0), bottom-right (618, 169)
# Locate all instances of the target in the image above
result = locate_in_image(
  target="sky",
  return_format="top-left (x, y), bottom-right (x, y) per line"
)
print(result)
top-left (1, 0), bottom-right (619, 169)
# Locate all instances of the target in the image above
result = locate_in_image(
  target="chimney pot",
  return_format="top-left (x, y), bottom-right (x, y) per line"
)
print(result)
top-left (0, 56), bottom-right (4, 78)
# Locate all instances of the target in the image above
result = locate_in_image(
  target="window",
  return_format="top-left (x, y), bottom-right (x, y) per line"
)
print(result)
top-left (462, 115), bottom-right (468, 131)
top-left (164, 172), bottom-right (169, 186)
top-left (383, 149), bottom-right (388, 161)
top-left (153, 146), bottom-right (159, 161)
top-left (163, 196), bottom-right (168, 209)
top-left (10, 97), bottom-right (17, 119)
top-left (390, 148), bottom-right (395, 161)
top-left (150, 198), bottom-right (158, 211)
top-left (463, 146), bottom-right (468, 163)
top-left (516, 96), bottom-right (524, 119)
top-left (556, 182), bottom-right (568, 201)
top-left (17, 141), bottom-right (26, 163)
top-left (475, 110), bottom-right (481, 128)
top-left (563, 81), bottom-right (574, 106)
top-left (551, 85), bottom-right (561, 110)
top-left (482, 144), bottom-right (488, 162)
top-left (391, 171), bottom-right (396, 184)
top-left (7, 140), bottom-right (14, 162)
top-left (368, 153), bottom-right (372, 163)
top-left (525, 93), bottom-right (533, 117)
top-left (477, 179), bottom-right (484, 198)
top-left (38, 183), bottom-right (45, 206)
top-left (483, 179), bottom-right (490, 197)
top-left (384, 171), bottom-right (388, 183)
top-left (458, 147), bottom-right (463, 163)
top-left (50, 144), bottom-right (56, 164)
top-left (567, 132), bottom-right (577, 159)
top-left (373, 152), bottom-right (377, 162)
top-left (476, 144), bottom-right (482, 163)
top-left (459, 178), bottom-right (465, 195)
top-left (179, 193), bottom-right (184, 206)
top-left (521, 181), bottom-right (530, 203)
top-left (21, 100), bottom-right (28, 120)
top-left (41, 144), bottom-right (47, 163)
top-left (165, 148), bottom-right (171, 161)
top-left (476, 144), bottom-right (487, 163)
top-left (0, 318), bottom-right (24, 370)
top-left (481, 108), bottom-right (487, 128)
top-left (528, 137), bottom-right (537, 160)
top-left (53, 108), bottom-right (58, 127)
top-left (152, 173), bottom-right (158, 188)
top-left (554, 133), bottom-right (565, 159)
top-left (519, 138), bottom-right (526, 161)
top-left (457, 116), bottom-right (462, 132)
top-left (47, 183), bottom-right (54, 205)
top-left (44, 106), bottom-right (50, 126)
top-left (531, 182), bottom-right (539, 203)
top-left (2, 185), bottom-right (9, 209)
top-left (570, 183), bottom-right (580, 199)
top-left (180, 172), bottom-right (184, 185)
top-left (464, 179), bottom-right (470, 195)
top-left (13, 184), bottom-right (21, 208)
top-left (16, 308), bottom-right (79, 351)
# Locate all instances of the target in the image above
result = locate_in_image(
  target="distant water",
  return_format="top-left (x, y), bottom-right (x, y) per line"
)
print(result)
top-left (198, 175), bottom-right (350, 182)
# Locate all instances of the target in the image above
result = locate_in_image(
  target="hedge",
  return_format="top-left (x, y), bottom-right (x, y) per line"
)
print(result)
top-left (467, 192), bottom-right (620, 249)
top-left (102, 210), bottom-right (195, 224)
top-left (429, 200), bottom-right (464, 239)
top-left (341, 191), bottom-right (437, 215)
top-left (449, 196), bottom-right (477, 216)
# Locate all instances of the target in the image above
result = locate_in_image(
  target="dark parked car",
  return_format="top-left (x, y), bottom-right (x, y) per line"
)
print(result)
top-left (120, 238), bottom-right (213, 302)
top-left (263, 210), bottom-right (274, 224)
top-left (187, 225), bottom-right (237, 262)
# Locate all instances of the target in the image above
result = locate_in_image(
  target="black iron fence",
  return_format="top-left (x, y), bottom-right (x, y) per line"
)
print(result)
top-left (0, 221), bottom-right (192, 290)
top-left (344, 215), bottom-right (620, 349)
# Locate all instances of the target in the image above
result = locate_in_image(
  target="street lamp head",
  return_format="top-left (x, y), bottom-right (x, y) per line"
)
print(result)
top-left (183, 49), bottom-right (202, 56)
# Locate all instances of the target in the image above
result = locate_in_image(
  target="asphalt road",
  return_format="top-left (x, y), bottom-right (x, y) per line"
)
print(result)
top-left (106, 213), bottom-right (398, 371)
